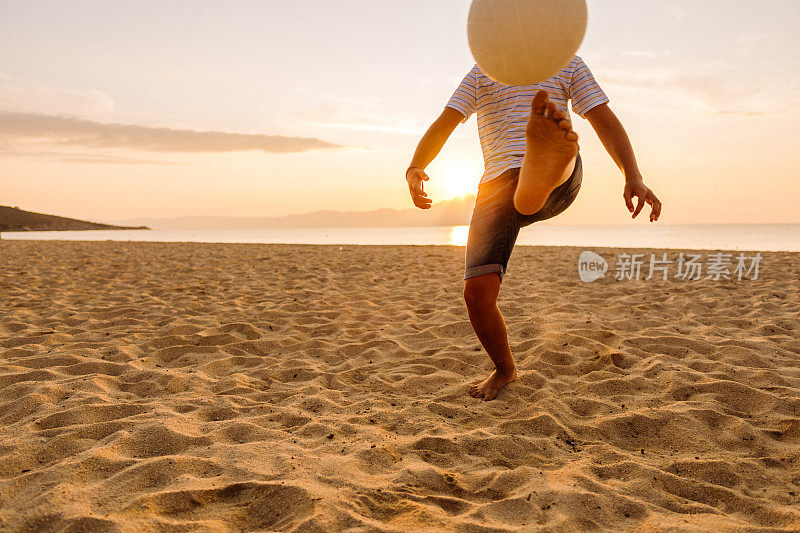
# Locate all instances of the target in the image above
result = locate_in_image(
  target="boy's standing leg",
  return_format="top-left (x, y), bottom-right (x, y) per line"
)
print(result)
top-left (465, 273), bottom-right (517, 400)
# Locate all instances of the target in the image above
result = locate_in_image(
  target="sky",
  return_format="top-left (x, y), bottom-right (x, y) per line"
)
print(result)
top-left (1, 0), bottom-right (799, 225)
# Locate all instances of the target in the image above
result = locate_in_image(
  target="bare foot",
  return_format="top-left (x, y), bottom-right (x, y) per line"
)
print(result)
top-left (469, 368), bottom-right (518, 401)
top-left (513, 90), bottom-right (579, 215)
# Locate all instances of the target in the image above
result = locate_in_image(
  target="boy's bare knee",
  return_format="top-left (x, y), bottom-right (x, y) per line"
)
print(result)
top-left (464, 288), bottom-right (493, 310)
top-left (463, 273), bottom-right (500, 309)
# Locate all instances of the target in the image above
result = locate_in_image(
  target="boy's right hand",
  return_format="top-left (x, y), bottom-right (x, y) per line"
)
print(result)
top-left (406, 167), bottom-right (432, 209)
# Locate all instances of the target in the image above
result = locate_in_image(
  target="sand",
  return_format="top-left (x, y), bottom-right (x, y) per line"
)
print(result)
top-left (0, 240), bottom-right (798, 532)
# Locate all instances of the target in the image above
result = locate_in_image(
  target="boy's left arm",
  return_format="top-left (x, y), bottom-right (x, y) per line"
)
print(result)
top-left (584, 103), bottom-right (662, 222)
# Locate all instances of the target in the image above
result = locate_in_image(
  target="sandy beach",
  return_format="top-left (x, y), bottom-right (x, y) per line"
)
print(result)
top-left (1, 239), bottom-right (798, 532)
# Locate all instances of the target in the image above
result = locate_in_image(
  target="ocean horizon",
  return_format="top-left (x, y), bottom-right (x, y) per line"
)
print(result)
top-left (3, 223), bottom-right (800, 252)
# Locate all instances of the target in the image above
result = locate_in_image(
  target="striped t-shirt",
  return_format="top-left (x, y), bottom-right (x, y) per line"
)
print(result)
top-left (446, 56), bottom-right (608, 185)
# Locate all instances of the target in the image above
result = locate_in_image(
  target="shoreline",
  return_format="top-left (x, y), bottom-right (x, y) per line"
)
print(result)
top-left (4, 223), bottom-right (800, 253)
top-left (4, 238), bottom-right (800, 254)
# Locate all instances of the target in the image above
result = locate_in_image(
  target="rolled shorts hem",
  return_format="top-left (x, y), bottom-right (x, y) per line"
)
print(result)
top-left (464, 263), bottom-right (504, 281)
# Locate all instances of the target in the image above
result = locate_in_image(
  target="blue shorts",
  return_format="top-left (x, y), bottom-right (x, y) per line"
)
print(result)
top-left (464, 154), bottom-right (583, 281)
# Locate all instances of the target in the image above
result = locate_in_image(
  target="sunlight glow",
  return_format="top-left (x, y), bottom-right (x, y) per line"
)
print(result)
top-left (448, 225), bottom-right (469, 246)
top-left (430, 161), bottom-right (478, 201)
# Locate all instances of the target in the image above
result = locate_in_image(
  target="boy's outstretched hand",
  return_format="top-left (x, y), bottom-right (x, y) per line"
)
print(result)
top-left (407, 167), bottom-right (432, 209)
top-left (624, 178), bottom-right (661, 222)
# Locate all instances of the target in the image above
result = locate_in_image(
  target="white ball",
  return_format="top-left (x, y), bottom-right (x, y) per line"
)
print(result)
top-left (468, 0), bottom-right (587, 86)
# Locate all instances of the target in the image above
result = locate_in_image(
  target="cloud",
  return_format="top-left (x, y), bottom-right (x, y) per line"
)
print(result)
top-left (54, 154), bottom-right (183, 165)
top-left (0, 111), bottom-right (341, 153)
top-left (0, 73), bottom-right (115, 116)
top-left (0, 149), bottom-right (183, 165)
top-left (310, 121), bottom-right (421, 136)
top-left (662, 1), bottom-right (688, 22)
top-left (619, 50), bottom-right (673, 59)
top-left (290, 94), bottom-right (424, 137)
top-left (601, 66), bottom-right (784, 115)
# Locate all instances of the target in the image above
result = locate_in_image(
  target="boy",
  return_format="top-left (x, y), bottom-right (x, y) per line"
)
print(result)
top-left (406, 57), bottom-right (661, 401)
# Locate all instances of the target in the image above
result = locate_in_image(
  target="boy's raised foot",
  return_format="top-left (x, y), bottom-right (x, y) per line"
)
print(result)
top-left (513, 90), bottom-right (579, 216)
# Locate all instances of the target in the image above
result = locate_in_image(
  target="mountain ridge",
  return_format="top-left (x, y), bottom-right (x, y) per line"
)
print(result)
top-left (0, 206), bottom-right (149, 232)
top-left (117, 195), bottom-right (477, 230)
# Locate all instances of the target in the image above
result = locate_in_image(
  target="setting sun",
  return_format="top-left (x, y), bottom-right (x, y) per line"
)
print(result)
top-left (448, 225), bottom-right (469, 246)
top-left (428, 161), bottom-right (479, 201)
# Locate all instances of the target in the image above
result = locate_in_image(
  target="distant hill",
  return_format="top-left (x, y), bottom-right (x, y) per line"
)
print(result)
top-left (0, 206), bottom-right (149, 232)
top-left (118, 195), bottom-right (477, 230)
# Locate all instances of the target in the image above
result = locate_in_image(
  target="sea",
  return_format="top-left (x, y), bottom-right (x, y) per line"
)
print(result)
top-left (3, 224), bottom-right (800, 252)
